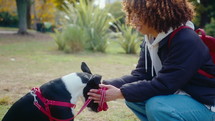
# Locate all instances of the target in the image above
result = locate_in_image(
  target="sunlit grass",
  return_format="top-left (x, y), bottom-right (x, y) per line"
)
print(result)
top-left (0, 96), bottom-right (11, 105)
top-left (0, 105), bottom-right (11, 120)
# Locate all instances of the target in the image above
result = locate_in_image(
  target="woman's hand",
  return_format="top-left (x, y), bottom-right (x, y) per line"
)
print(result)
top-left (87, 84), bottom-right (124, 103)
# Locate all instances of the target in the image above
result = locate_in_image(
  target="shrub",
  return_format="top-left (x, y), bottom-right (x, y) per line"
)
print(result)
top-left (79, 11), bottom-right (113, 52)
top-left (0, 12), bottom-right (18, 27)
top-left (105, 1), bottom-right (125, 24)
top-left (51, 29), bottom-right (65, 50)
top-left (114, 22), bottom-right (142, 54)
top-left (61, 24), bottom-right (86, 53)
top-left (205, 18), bottom-right (215, 37)
top-left (51, 24), bottom-right (87, 53)
top-left (62, 0), bottom-right (115, 52)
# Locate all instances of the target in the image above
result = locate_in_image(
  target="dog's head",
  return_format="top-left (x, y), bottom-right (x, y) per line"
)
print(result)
top-left (81, 62), bottom-right (101, 112)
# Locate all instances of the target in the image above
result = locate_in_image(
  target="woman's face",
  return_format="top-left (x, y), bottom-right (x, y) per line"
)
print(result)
top-left (131, 13), bottom-right (158, 37)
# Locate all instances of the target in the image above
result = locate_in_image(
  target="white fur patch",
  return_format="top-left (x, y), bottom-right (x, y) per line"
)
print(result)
top-left (61, 73), bottom-right (87, 112)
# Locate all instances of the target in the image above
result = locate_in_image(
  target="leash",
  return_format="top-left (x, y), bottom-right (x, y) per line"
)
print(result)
top-left (97, 87), bottom-right (108, 111)
top-left (30, 87), bottom-right (108, 121)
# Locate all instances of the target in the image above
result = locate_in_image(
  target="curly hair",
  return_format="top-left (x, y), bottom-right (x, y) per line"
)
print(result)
top-left (122, 0), bottom-right (195, 33)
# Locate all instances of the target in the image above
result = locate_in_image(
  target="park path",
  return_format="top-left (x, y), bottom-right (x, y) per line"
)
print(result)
top-left (0, 29), bottom-right (53, 42)
top-left (0, 30), bottom-right (17, 34)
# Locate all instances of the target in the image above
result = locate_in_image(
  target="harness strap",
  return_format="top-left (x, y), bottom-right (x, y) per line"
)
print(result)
top-left (168, 26), bottom-right (192, 48)
top-left (168, 26), bottom-right (215, 78)
top-left (31, 87), bottom-right (108, 121)
top-left (32, 88), bottom-right (76, 108)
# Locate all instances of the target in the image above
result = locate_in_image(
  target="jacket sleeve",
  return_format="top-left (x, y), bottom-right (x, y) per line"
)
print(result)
top-left (120, 29), bottom-right (210, 102)
top-left (103, 42), bottom-right (153, 88)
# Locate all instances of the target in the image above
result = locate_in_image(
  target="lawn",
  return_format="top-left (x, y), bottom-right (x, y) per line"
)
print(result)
top-left (0, 29), bottom-right (139, 121)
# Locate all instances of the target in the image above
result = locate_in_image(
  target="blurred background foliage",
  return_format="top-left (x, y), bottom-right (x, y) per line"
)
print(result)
top-left (0, 0), bottom-right (215, 53)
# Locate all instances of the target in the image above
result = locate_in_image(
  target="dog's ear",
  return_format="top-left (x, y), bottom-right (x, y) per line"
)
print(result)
top-left (81, 62), bottom-right (92, 74)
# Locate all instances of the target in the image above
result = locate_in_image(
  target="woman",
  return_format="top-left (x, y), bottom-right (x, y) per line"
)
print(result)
top-left (88, 0), bottom-right (215, 120)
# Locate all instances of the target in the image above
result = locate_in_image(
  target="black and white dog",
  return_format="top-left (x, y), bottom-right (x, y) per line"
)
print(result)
top-left (2, 62), bottom-right (101, 121)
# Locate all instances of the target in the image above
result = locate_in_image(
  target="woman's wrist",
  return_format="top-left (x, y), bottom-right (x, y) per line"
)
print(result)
top-left (117, 89), bottom-right (124, 99)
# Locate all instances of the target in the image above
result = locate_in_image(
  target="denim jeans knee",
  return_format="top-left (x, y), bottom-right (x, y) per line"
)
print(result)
top-left (145, 95), bottom-right (215, 121)
top-left (145, 96), bottom-right (184, 121)
top-left (126, 95), bottom-right (215, 121)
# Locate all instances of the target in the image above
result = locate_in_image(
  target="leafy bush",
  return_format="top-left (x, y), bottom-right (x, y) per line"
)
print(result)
top-left (62, 0), bottom-right (115, 52)
top-left (0, 12), bottom-right (18, 27)
top-left (205, 18), bottom-right (215, 37)
top-left (51, 24), bottom-right (87, 53)
top-left (105, 1), bottom-right (125, 24)
top-left (114, 23), bottom-right (142, 54)
top-left (51, 29), bottom-right (65, 50)
top-left (62, 24), bottom-right (86, 53)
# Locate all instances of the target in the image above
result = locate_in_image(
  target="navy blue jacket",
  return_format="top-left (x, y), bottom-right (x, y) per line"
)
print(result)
top-left (104, 28), bottom-right (215, 105)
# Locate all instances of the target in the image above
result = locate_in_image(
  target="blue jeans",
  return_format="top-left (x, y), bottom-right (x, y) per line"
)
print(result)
top-left (125, 95), bottom-right (215, 121)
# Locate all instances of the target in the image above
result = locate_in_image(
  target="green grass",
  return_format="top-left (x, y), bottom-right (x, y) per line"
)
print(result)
top-left (0, 31), bottom-right (139, 121)
top-left (0, 105), bottom-right (11, 120)
top-left (0, 27), bottom-right (18, 31)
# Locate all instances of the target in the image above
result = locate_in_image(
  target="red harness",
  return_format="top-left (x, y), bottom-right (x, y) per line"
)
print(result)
top-left (30, 87), bottom-right (108, 121)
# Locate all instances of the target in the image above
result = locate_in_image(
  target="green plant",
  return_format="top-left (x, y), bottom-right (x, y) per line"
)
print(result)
top-left (0, 12), bottom-right (18, 27)
top-left (63, 0), bottom-right (115, 52)
top-left (114, 23), bottom-right (142, 54)
top-left (205, 18), bottom-right (215, 37)
top-left (61, 24), bottom-right (86, 53)
top-left (105, 1), bottom-right (125, 24)
top-left (50, 29), bottom-right (65, 50)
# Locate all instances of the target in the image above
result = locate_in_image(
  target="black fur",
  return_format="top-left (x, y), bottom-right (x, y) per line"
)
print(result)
top-left (76, 72), bottom-right (91, 84)
top-left (83, 74), bottom-right (102, 112)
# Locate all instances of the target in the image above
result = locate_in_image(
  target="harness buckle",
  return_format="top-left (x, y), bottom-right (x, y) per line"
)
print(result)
top-left (30, 90), bottom-right (38, 103)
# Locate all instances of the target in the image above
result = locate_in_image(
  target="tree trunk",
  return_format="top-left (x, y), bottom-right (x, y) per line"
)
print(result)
top-left (16, 0), bottom-right (28, 35)
top-left (27, 0), bottom-right (32, 29)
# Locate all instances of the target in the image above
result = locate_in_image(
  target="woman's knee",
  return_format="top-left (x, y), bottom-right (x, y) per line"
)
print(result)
top-left (145, 95), bottom-right (189, 121)
top-left (145, 96), bottom-right (166, 113)
top-left (145, 95), bottom-right (177, 117)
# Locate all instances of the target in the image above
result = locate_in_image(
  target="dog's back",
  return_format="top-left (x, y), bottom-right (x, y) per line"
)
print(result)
top-left (2, 78), bottom-right (74, 121)
top-left (2, 93), bottom-right (50, 121)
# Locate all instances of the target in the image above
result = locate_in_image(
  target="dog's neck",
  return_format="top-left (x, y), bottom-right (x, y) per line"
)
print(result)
top-left (61, 73), bottom-right (87, 105)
